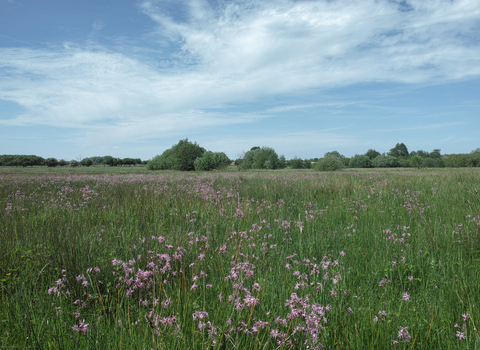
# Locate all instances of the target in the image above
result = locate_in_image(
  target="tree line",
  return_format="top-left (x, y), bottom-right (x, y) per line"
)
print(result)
top-left (0, 155), bottom-right (146, 168)
top-left (1, 141), bottom-right (479, 171)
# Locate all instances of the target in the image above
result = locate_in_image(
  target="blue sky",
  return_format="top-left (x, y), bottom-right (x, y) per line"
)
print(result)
top-left (1, 0), bottom-right (479, 161)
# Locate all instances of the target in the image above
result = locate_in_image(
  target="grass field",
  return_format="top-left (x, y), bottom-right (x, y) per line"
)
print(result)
top-left (1, 167), bottom-right (479, 349)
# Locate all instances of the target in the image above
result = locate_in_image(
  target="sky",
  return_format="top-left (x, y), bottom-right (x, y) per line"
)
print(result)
top-left (1, 0), bottom-right (479, 161)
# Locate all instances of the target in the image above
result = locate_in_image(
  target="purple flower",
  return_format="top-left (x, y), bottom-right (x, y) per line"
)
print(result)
top-left (72, 319), bottom-right (89, 334)
top-left (402, 292), bottom-right (410, 302)
top-left (456, 331), bottom-right (466, 340)
top-left (397, 327), bottom-right (411, 343)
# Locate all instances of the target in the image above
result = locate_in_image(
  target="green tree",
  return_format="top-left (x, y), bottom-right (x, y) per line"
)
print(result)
top-left (314, 156), bottom-right (344, 171)
top-left (45, 158), bottom-right (59, 167)
top-left (58, 159), bottom-right (68, 167)
top-left (238, 147), bottom-right (281, 170)
top-left (289, 157), bottom-right (305, 169)
top-left (349, 155), bottom-right (373, 168)
top-left (148, 139), bottom-right (206, 171)
top-left (70, 160), bottom-right (79, 167)
top-left (324, 151), bottom-right (345, 159)
top-left (194, 151), bottom-right (230, 171)
top-left (80, 158), bottom-right (93, 167)
top-left (103, 156), bottom-right (114, 166)
top-left (411, 155), bottom-right (423, 168)
top-left (372, 155), bottom-right (400, 168)
top-left (388, 143), bottom-right (409, 158)
top-left (365, 149), bottom-right (380, 160)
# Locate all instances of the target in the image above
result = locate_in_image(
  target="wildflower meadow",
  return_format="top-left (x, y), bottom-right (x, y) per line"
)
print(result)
top-left (1, 168), bottom-right (479, 349)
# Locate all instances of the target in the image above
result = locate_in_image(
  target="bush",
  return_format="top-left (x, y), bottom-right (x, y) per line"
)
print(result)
top-left (45, 158), bottom-right (59, 167)
top-left (148, 139), bottom-right (206, 171)
top-left (365, 149), bottom-right (380, 160)
top-left (349, 155), bottom-right (372, 168)
top-left (411, 155), bottom-right (423, 168)
top-left (239, 147), bottom-right (281, 170)
top-left (194, 151), bottom-right (230, 171)
top-left (372, 155), bottom-right (400, 168)
top-left (70, 160), bottom-right (79, 167)
top-left (80, 158), bottom-right (93, 167)
top-left (423, 157), bottom-right (435, 168)
top-left (434, 158), bottom-right (445, 168)
top-left (289, 157), bottom-right (305, 169)
top-left (314, 156), bottom-right (345, 171)
top-left (58, 159), bottom-right (68, 167)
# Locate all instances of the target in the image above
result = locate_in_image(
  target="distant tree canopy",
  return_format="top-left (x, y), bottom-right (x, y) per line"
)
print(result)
top-left (148, 139), bottom-right (206, 171)
top-left (372, 155), bottom-right (400, 168)
top-left (289, 156), bottom-right (311, 169)
top-left (45, 158), bottom-right (59, 167)
top-left (388, 143), bottom-right (409, 158)
top-left (324, 151), bottom-right (345, 159)
top-left (194, 151), bottom-right (231, 171)
top-left (349, 155), bottom-right (372, 168)
top-left (314, 156), bottom-right (344, 172)
top-left (237, 146), bottom-right (285, 170)
top-left (0, 155), bottom-right (45, 167)
top-left (365, 149), bottom-right (381, 160)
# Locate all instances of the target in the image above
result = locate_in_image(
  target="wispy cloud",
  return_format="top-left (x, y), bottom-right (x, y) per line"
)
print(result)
top-left (0, 0), bottom-right (479, 152)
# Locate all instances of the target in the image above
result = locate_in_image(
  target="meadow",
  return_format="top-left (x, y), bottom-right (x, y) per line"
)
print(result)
top-left (1, 167), bottom-right (479, 349)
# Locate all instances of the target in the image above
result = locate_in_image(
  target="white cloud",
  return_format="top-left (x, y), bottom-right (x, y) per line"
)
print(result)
top-left (0, 0), bottom-right (479, 151)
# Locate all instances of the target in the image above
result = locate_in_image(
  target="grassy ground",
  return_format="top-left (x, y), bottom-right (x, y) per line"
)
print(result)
top-left (1, 167), bottom-right (479, 349)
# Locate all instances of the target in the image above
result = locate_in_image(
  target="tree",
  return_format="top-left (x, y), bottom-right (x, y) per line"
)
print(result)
top-left (314, 156), bottom-right (344, 171)
top-left (431, 149), bottom-right (441, 159)
top-left (70, 160), bottom-right (79, 167)
top-left (45, 158), bottom-right (59, 167)
top-left (148, 139), bottom-right (206, 171)
top-left (289, 157), bottom-right (305, 169)
top-left (372, 155), bottom-right (400, 168)
top-left (349, 155), bottom-right (373, 168)
top-left (324, 151), bottom-right (345, 159)
top-left (58, 159), bottom-right (68, 167)
top-left (194, 151), bottom-right (230, 171)
top-left (411, 155), bottom-right (423, 168)
top-left (238, 147), bottom-right (281, 170)
top-left (80, 158), bottom-right (93, 167)
top-left (388, 143), bottom-right (409, 158)
top-left (277, 155), bottom-right (287, 169)
top-left (103, 156), bottom-right (114, 166)
top-left (365, 149), bottom-right (380, 160)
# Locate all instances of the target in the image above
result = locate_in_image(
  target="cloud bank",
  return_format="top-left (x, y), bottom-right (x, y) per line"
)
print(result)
top-left (0, 0), bottom-right (479, 154)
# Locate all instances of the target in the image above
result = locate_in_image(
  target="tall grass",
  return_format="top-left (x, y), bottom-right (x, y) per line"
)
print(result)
top-left (1, 168), bottom-right (479, 349)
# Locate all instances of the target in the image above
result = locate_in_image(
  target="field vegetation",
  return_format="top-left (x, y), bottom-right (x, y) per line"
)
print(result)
top-left (1, 167), bottom-right (479, 349)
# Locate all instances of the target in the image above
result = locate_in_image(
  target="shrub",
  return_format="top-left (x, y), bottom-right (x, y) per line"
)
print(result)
top-left (70, 160), bottom-right (79, 167)
top-left (45, 158), bottom-right (59, 167)
top-left (349, 155), bottom-right (372, 168)
top-left (289, 157), bottom-right (305, 169)
top-left (411, 155), bottom-right (423, 168)
top-left (194, 151), bottom-right (230, 171)
top-left (423, 157), bottom-right (435, 168)
top-left (372, 155), bottom-right (400, 168)
top-left (148, 139), bottom-right (206, 171)
top-left (365, 149), bottom-right (380, 160)
top-left (314, 156), bottom-right (344, 171)
top-left (239, 147), bottom-right (281, 170)
top-left (80, 158), bottom-right (93, 167)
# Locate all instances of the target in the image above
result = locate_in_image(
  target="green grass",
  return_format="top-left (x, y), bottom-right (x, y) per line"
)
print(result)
top-left (1, 167), bottom-right (479, 349)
